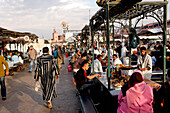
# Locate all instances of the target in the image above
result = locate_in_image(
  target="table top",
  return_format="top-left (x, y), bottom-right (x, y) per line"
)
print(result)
top-left (95, 72), bottom-right (161, 96)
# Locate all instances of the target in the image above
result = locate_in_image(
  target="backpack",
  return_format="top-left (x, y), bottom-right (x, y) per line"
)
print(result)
top-left (54, 49), bottom-right (58, 58)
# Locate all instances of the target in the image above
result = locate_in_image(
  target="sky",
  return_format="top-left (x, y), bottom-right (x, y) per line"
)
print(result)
top-left (0, 0), bottom-right (169, 39)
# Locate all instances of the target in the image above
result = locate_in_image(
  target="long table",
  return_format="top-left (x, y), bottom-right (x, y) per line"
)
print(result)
top-left (94, 72), bottom-right (161, 96)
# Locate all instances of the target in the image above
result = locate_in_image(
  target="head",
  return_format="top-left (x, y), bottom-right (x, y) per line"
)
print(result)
top-left (113, 54), bottom-right (118, 60)
top-left (133, 50), bottom-right (137, 55)
top-left (9, 52), bottom-right (12, 56)
top-left (97, 55), bottom-right (102, 61)
top-left (101, 51), bottom-right (105, 56)
top-left (129, 70), bottom-right (144, 87)
top-left (30, 45), bottom-right (33, 50)
top-left (140, 47), bottom-right (146, 56)
top-left (17, 52), bottom-right (20, 56)
top-left (43, 47), bottom-right (49, 54)
top-left (81, 60), bottom-right (89, 71)
top-left (81, 53), bottom-right (87, 60)
top-left (125, 44), bottom-right (128, 47)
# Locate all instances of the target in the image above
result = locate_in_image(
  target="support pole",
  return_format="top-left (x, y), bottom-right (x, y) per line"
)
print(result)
top-left (90, 20), bottom-right (95, 74)
top-left (163, 0), bottom-right (167, 82)
top-left (129, 19), bottom-right (132, 66)
top-left (98, 32), bottom-right (100, 48)
top-left (112, 22), bottom-right (115, 56)
top-left (106, 3), bottom-right (111, 90)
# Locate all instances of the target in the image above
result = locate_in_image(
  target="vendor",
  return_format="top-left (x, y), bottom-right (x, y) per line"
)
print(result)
top-left (137, 47), bottom-right (152, 80)
top-left (112, 54), bottom-right (122, 66)
top-left (117, 70), bottom-right (153, 113)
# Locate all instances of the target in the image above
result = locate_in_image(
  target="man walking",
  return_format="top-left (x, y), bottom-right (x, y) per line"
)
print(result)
top-left (34, 47), bottom-right (60, 109)
top-left (0, 51), bottom-right (9, 100)
top-left (28, 45), bottom-right (37, 72)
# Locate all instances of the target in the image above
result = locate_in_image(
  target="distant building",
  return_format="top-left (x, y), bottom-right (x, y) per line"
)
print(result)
top-left (52, 28), bottom-right (64, 43)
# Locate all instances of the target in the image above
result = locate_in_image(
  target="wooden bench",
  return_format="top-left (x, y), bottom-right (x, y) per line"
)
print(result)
top-left (79, 95), bottom-right (98, 113)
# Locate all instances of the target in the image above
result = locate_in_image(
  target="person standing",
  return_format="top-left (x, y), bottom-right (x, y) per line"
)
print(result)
top-left (121, 44), bottom-right (128, 58)
top-left (28, 45), bottom-right (37, 72)
top-left (34, 47), bottom-right (60, 109)
top-left (137, 47), bottom-right (152, 80)
top-left (57, 46), bottom-right (63, 70)
top-left (0, 51), bottom-right (9, 100)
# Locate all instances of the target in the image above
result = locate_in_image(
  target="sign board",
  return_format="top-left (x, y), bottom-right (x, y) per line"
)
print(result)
top-left (24, 36), bottom-right (29, 41)
top-left (61, 22), bottom-right (68, 29)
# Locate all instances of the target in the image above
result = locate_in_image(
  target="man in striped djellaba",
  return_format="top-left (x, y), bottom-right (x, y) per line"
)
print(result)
top-left (34, 47), bottom-right (60, 109)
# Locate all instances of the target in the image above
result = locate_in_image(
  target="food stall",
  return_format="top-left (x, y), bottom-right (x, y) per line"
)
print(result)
top-left (88, 0), bottom-right (168, 112)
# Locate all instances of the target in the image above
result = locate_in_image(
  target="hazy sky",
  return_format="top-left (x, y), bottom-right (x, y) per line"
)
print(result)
top-left (0, 0), bottom-right (169, 39)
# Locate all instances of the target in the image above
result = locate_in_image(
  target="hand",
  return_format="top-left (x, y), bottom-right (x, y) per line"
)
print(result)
top-left (35, 79), bottom-right (39, 81)
top-left (6, 72), bottom-right (9, 76)
top-left (56, 75), bottom-right (59, 79)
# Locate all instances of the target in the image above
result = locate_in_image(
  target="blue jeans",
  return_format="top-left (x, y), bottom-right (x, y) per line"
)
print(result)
top-left (29, 60), bottom-right (37, 71)
top-left (0, 77), bottom-right (6, 98)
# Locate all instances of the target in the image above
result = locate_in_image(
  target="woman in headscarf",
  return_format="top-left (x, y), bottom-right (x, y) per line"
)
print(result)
top-left (117, 70), bottom-right (153, 113)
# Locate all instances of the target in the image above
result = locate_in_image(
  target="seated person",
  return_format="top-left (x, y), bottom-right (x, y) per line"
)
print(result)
top-left (117, 70), bottom-right (153, 113)
top-left (7, 52), bottom-right (12, 61)
top-left (91, 55), bottom-right (103, 73)
top-left (17, 52), bottom-right (24, 64)
top-left (11, 53), bottom-right (24, 70)
top-left (74, 60), bottom-right (101, 94)
top-left (71, 50), bottom-right (81, 63)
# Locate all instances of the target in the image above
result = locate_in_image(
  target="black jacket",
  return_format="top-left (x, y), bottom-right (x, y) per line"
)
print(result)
top-left (74, 68), bottom-right (88, 90)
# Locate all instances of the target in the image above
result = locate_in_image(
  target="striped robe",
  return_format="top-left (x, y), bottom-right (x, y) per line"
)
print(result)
top-left (34, 53), bottom-right (60, 101)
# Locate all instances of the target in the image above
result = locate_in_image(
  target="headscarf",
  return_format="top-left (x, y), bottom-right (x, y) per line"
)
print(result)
top-left (126, 70), bottom-right (152, 108)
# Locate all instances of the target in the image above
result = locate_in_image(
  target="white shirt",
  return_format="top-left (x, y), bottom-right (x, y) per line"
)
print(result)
top-left (94, 50), bottom-right (100, 55)
top-left (102, 50), bottom-right (107, 60)
top-left (19, 56), bottom-right (23, 64)
top-left (113, 58), bottom-right (122, 66)
top-left (121, 46), bottom-right (128, 58)
top-left (91, 59), bottom-right (103, 73)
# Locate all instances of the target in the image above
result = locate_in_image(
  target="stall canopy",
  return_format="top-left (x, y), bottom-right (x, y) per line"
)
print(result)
top-left (0, 27), bottom-right (39, 42)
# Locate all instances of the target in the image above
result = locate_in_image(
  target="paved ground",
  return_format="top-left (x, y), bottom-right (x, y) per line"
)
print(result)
top-left (0, 56), bottom-right (81, 113)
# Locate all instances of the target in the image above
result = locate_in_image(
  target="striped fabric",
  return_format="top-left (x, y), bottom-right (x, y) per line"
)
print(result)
top-left (34, 54), bottom-right (60, 101)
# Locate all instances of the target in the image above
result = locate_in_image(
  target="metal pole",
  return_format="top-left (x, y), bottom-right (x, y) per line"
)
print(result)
top-left (20, 42), bottom-right (21, 52)
top-left (90, 20), bottom-right (95, 74)
top-left (106, 3), bottom-right (111, 90)
top-left (112, 22), bottom-right (115, 56)
top-left (129, 19), bottom-right (132, 66)
top-left (163, 0), bottom-right (167, 82)
top-left (98, 32), bottom-right (100, 48)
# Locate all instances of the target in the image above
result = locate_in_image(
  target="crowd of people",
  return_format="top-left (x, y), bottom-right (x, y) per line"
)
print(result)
top-left (69, 41), bottom-right (170, 113)
top-left (0, 41), bottom-right (170, 112)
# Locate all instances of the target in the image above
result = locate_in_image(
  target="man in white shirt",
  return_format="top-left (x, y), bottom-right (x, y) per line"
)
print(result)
top-left (121, 44), bottom-right (128, 58)
top-left (91, 55), bottom-right (103, 73)
top-left (112, 54), bottom-right (122, 66)
top-left (94, 47), bottom-right (100, 55)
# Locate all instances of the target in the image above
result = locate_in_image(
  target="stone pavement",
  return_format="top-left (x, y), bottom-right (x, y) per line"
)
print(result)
top-left (0, 56), bottom-right (81, 113)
